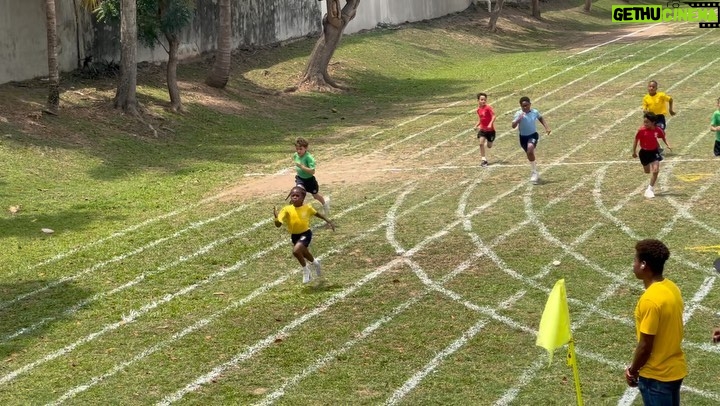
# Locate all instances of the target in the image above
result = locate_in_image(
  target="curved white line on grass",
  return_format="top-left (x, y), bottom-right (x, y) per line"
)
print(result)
top-left (385, 265), bottom-right (526, 406)
top-left (252, 254), bottom-right (483, 406)
top-left (46, 29), bottom-right (713, 402)
top-left (385, 185), bottom-right (417, 255)
top-left (0, 180), bottom-right (415, 384)
top-left (0, 204), bottom-right (249, 312)
top-left (46, 180), bottom-right (474, 404)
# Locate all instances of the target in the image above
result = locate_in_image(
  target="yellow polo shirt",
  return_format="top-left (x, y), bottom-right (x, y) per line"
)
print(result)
top-left (277, 204), bottom-right (316, 234)
top-left (634, 278), bottom-right (687, 381)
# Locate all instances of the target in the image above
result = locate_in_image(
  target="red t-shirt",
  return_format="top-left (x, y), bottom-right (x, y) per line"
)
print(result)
top-left (635, 126), bottom-right (666, 150)
top-left (477, 105), bottom-right (495, 131)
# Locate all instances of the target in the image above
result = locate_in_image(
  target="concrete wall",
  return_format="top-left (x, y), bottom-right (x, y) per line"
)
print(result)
top-left (0, 0), bottom-right (474, 85)
top-left (335, 0), bottom-right (473, 34)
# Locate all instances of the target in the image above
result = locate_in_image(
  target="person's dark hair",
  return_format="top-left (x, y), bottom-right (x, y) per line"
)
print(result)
top-left (477, 92), bottom-right (487, 100)
top-left (285, 184), bottom-right (307, 201)
top-left (643, 112), bottom-right (658, 123)
top-left (519, 96), bottom-right (531, 105)
top-left (295, 137), bottom-right (309, 148)
top-left (648, 80), bottom-right (658, 87)
top-left (635, 239), bottom-right (670, 275)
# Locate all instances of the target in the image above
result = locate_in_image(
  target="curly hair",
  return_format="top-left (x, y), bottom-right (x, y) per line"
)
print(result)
top-left (635, 239), bottom-right (671, 275)
top-left (295, 137), bottom-right (309, 148)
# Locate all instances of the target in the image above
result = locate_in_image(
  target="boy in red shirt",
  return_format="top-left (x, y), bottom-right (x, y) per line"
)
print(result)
top-left (632, 113), bottom-right (672, 198)
top-left (474, 92), bottom-right (496, 167)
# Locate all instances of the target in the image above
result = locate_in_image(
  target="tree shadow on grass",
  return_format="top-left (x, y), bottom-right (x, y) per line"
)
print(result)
top-left (0, 280), bottom-right (92, 358)
top-left (0, 209), bottom-right (99, 239)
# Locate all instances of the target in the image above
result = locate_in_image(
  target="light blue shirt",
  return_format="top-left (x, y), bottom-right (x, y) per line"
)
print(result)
top-left (513, 108), bottom-right (543, 136)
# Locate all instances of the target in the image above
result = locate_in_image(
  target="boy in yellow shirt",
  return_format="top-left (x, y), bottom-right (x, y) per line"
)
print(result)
top-left (642, 80), bottom-right (676, 158)
top-left (274, 185), bottom-right (334, 284)
top-left (625, 239), bottom-right (686, 405)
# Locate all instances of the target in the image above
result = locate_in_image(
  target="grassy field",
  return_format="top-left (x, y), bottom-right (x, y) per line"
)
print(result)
top-left (1, 1), bottom-right (720, 404)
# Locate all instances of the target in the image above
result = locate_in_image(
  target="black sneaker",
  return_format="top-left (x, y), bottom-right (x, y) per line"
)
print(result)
top-left (481, 160), bottom-right (489, 167)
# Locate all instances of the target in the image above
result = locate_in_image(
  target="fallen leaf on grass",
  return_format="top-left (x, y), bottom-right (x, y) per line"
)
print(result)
top-left (41, 228), bottom-right (54, 234)
top-left (9, 205), bottom-right (20, 214)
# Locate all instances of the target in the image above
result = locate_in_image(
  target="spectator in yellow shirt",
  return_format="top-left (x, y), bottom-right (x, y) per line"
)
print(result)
top-left (625, 239), bottom-right (686, 406)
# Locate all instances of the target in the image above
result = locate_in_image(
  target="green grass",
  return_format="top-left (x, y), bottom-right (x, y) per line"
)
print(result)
top-left (1, 1), bottom-right (720, 404)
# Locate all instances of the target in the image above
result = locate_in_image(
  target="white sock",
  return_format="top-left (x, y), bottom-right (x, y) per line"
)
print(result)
top-left (530, 161), bottom-right (537, 171)
top-left (481, 156), bottom-right (486, 160)
top-left (313, 259), bottom-right (320, 265)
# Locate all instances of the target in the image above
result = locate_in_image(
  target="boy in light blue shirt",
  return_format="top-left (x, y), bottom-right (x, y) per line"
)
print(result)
top-left (512, 96), bottom-right (551, 184)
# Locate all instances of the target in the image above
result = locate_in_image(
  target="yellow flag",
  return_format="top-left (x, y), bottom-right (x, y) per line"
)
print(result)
top-left (536, 279), bottom-right (572, 364)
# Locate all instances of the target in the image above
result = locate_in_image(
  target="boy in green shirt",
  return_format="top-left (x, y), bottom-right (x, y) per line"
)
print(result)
top-left (293, 137), bottom-right (330, 215)
top-left (710, 97), bottom-right (720, 157)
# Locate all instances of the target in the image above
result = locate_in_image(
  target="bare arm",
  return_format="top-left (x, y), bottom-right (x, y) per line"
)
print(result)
top-left (538, 117), bottom-right (551, 135)
top-left (632, 138), bottom-right (639, 157)
top-left (314, 211), bottom-right (335, 231)
top-left (668, 96), bottom-right (676, 116)
top-left (273, 206), bottom-right (282, 228)
top-left (626, 333), bottom-right (654, 386)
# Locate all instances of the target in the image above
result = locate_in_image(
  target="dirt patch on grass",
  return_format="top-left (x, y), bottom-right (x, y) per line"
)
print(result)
top-left (217, 151), bottom-right (406, 202)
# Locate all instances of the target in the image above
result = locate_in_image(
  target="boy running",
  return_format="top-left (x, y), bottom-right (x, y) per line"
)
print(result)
top-left (511, 96), bottom-right (551, 184)
top-left (633, 113), bottom-right (670, 199)
top-left (274, 185), bottom-right (334, 284)
top-left (642, 80), bottom-right (676, 131)
top-left (710, 97), bottom-right (720, 157)
top-left (293, 137), bottom-right (330, 215)
top-left (474, 92), bottom-right (496, 167)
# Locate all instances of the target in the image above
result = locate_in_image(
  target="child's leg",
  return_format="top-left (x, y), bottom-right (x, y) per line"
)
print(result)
top-left (313, 193), bottom-right (325, 206)
top-left (643, 164), bottom-right (651, 174)
top-left (293, 243), bottom-right (309, 266)
top-left (478, 136), bottom-right (487, 158)
top-left (526, 143), bottom-right (536, 162)
top-left (649, 161), bottom-right (659, 186)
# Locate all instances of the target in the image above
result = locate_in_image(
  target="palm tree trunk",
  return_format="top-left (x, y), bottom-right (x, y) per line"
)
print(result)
top-left (45, 0), bottom-right (60, 114)
top-left (206, 0), bottom-right (232, 88)
top-left (165, 32), bottom-right (182, 112)
top-left (115, 0), bottom-right (138, 114)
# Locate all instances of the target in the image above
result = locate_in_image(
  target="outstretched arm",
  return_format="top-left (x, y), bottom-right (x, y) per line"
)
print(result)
top-left (539, 117), bottom-right (551, 135)
top-left (273, 206), bottom-right (282, 228)
top-left (314, 211), bottom-right (335, 231)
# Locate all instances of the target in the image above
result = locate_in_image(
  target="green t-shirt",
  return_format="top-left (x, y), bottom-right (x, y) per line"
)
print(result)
top-left (712, 110), bottom-right (720, 142)
top-left (293, 151), bottom-right (316, 179)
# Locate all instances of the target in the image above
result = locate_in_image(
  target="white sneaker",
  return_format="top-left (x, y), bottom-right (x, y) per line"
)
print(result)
top-left (322, 197), bottom-right (330, 216)
top-left (302, 266), bottom-right (311, 284)
top-left (313, 259), bottom-right (322, 278)
top-left (644, 186), bottom-right (655, 198)
top-left (530, 171), bottom-right (539, 184)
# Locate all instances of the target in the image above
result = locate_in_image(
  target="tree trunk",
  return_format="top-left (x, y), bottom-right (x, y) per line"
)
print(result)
top-left (165, 32), bottom-right (182, 112)
top-left (531, 0), bottom-right (541, 19)
top-left (206, 0), bottom-right (232, 88)
top-left (297, 0), bottom-right (360, 91)
top-left (115, 0), bottom-right (138, 114)
top-left (584, 0), bottom-right (592, 12)
top-left (45, 0), bottom-right (60, 114)
top-left (488, 0), bottom-right (506, 32)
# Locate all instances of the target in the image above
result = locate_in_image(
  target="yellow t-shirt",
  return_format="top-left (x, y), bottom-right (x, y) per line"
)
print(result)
top-left (634, 278), bottom-right (687, 381)
top-left (642, 92), bottom-right (672, 115)
top-left (277, 204), bottom-right (316, 234)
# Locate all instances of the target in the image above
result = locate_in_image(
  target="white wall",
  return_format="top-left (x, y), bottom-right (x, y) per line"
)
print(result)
top-left (0, 0), bottom-right (474, 85)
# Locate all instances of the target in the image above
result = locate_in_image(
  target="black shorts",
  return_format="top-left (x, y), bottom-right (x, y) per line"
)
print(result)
top-left (477, 129), bottom-right (496, 143)
top-left (291, 229), bottom-right (313, 247)
top-left (714, 140), bottom-right (720, 157)
top-left (295, 175), bottom-right (319, 195)
top-left (519, 132), bottom-right (539, 152)
top-left (655, 114), bottom-right (666, 130)
top-left (639, 149), bottom-right (661, 166)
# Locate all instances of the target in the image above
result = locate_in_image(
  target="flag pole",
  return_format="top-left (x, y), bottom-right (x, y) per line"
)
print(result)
top-left (567, 338), bottom-right (584, 406)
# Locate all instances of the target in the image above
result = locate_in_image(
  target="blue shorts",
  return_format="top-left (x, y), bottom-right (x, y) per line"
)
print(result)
top-left (291, 229), bottom-right (312, 247)
top-left (519, 132), bottom-right (539, 152)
